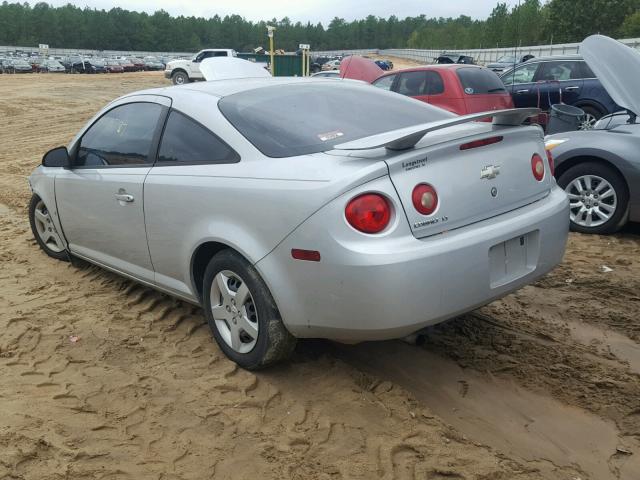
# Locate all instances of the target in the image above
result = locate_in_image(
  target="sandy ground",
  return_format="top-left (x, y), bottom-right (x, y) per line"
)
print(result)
top-left (1, 72), bottom-right (640, 480)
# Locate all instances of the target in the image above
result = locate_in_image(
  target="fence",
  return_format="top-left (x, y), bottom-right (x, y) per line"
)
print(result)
top-left (313, 37), bottom-right (640, 65)
top-left (3, 37), bottom-right (640, 65)
top-left (0, 45), bottom-right (194, 58)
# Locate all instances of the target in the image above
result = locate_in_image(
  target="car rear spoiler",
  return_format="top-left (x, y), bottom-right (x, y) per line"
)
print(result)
top-left (334, 108), bottom-right (540, 151)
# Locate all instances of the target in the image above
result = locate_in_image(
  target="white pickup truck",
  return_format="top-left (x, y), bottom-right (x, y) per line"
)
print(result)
top-left (164, 49), bottom-right (237, 85)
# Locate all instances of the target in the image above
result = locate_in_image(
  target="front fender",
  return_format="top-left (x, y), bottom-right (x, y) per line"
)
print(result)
top-left (28, 166), bottom-right (68, 248)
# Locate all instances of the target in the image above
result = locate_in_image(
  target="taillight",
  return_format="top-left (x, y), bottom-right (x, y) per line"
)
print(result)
top-left (531, 153), bottom-right (545, 181)
top-left (412, 183), bottom-right (439, 215)
top-left (345, 193), bottom-right (391, 234)
top-left (459, 136), bottom-right (503, 150)
top-left (546, 149), bottom-right (555, 176)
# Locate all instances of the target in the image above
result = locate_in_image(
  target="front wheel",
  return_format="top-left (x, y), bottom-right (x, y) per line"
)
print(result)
top-left (171, 71), bottom-right (189, 85)
top-left (202, 250), bottom-right (296, 369)
top-left (557, 162), bottom-right (629, 234)
top-left (29, 194), bottom-right (68, 261)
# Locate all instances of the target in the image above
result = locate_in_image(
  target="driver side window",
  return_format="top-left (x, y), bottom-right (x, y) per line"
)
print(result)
top-left (75, 103), bottom-right (163, 167)
top-left (372, 74), bottom-right (396, 91)
top-left (502, 62), bottom-right (539, 85)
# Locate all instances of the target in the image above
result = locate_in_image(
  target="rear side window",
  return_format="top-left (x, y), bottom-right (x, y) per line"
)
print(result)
top-left (424, 71), bottom-right (444, 94)
top-left (580, 61), bottom-right (596, 78)
top-left (157, 111), bottom-right (238, 164)
top-left (457, 68), bottom-right (506, 94)
top-left (76, 102), bottom-right (162, 167)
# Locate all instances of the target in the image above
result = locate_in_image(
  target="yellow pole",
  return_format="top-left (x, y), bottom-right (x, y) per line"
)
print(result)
top-left (269, 35), bottom-right (274, 75)
top-left (306, 49), bottom-right (310, 76)
top-left (302, 49), bottom-right (307, 76)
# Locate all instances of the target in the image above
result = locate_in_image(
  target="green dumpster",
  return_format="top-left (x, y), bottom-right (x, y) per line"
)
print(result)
top-left (237, 53), bottom-right (304, 77)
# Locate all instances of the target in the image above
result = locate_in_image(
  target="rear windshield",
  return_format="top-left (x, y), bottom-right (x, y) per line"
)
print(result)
top-left (457, 67), bottom-right (506, 94)
top-left (218, 83), bottom-right (454, 158)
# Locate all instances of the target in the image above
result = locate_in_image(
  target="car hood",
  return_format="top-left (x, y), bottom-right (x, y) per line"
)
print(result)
top-left (339, 56), bottom-right (384, 83)
top-left (581, 34), bottom-right (640, 117)
top-left (166, 59), bottom-right (186, 68)
top-left (200, 57), bottom-right (271, 81)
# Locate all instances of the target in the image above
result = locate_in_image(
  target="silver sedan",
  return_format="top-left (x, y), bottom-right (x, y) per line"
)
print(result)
top-left (28, 78), bottom-right (569, 369)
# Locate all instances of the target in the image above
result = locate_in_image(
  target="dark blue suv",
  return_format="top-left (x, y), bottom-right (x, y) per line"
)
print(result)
top-left (499, 55), bottom-right (620, 129)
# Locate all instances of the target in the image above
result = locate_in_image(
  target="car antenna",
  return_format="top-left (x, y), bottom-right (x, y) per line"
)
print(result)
top-left (510, 0), bottom-right (522, 87)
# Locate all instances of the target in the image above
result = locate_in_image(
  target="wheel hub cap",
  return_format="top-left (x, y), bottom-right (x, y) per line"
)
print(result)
top-left (564, 174), bottom-right (617, 228)
top-left (210, 270), bottom-right (259, 354)
top-left (33, 200), bottom-right (65, 253)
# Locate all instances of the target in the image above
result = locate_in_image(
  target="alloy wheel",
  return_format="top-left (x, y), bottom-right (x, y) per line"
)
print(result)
top-left (578, 113), bottom-right (597, 130)
top-left (33, 200), bottom-right (65, 253)
top-left (564, 174), bottom-right (617, 228)
top-left (210, 270), bottom-right (259, 353)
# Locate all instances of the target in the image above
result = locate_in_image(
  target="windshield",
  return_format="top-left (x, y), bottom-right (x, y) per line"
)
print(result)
top-left (457, 67), bottom-right (506, 94)
top-left (219, 83), bottom-right (454, 158)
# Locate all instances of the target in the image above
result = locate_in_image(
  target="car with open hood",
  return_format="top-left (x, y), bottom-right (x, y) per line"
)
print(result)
top-left (546, 35), bottom-right (640, 234)
top-left (486, 54), bottom-right (534, 73)
top-left (435, 53), bottom-right (475, 64)
top-left (28, 58), bottom-right (568, 369)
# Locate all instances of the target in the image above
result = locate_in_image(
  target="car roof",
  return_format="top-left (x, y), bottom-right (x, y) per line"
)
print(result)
top-left (377, 64), bottom-right (483, 77)
top-left (128, 77), bottom-right (366, 100)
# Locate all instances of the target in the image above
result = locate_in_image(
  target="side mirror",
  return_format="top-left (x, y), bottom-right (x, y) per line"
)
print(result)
top-left (42, 146), bottom-right (71, 168)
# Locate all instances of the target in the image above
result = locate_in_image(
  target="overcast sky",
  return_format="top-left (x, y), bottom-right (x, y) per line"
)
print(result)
top-left (45, 0), bottom-right (521, 25)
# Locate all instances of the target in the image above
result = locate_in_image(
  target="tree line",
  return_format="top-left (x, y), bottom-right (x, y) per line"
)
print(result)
top-left (0, 0), bottom-right (639, 53)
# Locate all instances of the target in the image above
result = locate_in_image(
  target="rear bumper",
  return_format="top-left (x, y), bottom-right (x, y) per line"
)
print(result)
top-left (257, 186), bottom-right (569, 341)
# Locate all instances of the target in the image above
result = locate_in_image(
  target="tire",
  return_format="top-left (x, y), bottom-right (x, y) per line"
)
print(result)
top-left (557, 162), bottom-right (629, 234)
top-left (171, 71), bottom-right (189, 85)
top-left (28, 194), bottom-right (69, 261)
top-left (202, 250), bottom-right (296, 369)
top-left (577, 105), bottom-right (603, 130)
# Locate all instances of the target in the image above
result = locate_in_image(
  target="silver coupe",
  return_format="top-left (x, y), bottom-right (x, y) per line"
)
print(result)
top-left (28, 77), bottom-right (569, 369)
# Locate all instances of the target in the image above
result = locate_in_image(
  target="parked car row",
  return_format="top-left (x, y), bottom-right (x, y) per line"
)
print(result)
top-left (0, 52), bottom-right (175, 74)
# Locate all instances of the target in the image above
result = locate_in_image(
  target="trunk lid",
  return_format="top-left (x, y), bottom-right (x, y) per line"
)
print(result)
top-left (384, 124), bottom-right (551, 238)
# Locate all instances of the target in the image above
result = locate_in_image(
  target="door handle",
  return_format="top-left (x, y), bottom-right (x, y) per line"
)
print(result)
top-left (563, 86), bottom-right (579, 91)
top-left (516, 89), bottom-right (529, 94)
top-left (115, 193), bottom-right (134, 203)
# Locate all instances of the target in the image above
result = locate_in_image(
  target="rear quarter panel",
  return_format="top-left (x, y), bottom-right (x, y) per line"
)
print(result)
top-left (143, 91), bottom-right (389, 300)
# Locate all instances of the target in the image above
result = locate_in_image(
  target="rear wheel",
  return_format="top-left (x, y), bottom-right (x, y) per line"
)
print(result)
top-left (557, 162), bottom-right (629, 234)
top-left (29, 194), bottom-right (68, 261)
top-left (171, 71), bottom-right (189, 85)
top-left (202, 250), bottom-right (296, 369)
